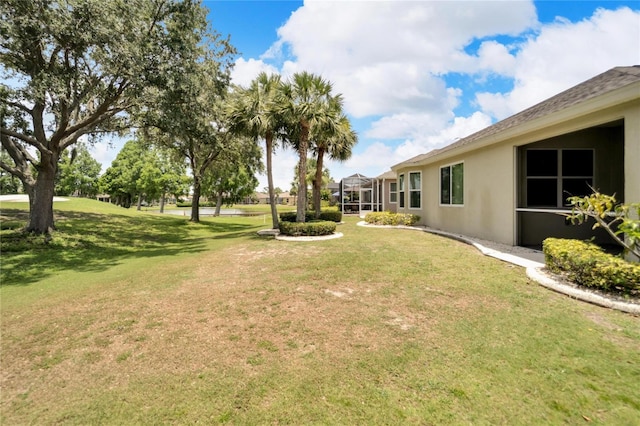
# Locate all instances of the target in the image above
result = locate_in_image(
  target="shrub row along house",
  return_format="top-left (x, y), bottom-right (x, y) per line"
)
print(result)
top-left (390, 66), bottom-right (639, 255)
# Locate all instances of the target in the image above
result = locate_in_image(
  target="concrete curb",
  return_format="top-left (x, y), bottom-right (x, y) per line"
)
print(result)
top-left (275, 232), bottom-right (343, 242)
top-left (358, 221), bottom-right (639, 314)
top-left (526, 267), bottom-right (640, 315)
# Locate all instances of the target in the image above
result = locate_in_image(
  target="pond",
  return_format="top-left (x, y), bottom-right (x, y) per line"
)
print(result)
top-left (159, 208), bottom-right (263, 217)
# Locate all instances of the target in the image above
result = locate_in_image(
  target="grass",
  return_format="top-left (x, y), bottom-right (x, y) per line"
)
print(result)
top-left (1, 197), bottom-right (639, 424)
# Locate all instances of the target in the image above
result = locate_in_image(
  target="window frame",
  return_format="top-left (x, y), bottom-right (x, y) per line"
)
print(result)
top-left (440, 162), bottom-right (464, 207)
top-left (408, 171), bottom-right (421, 209)
top-left (389, 182), bottom-right (397, 204)
top-left (398, 174), bottom-right (405, 208)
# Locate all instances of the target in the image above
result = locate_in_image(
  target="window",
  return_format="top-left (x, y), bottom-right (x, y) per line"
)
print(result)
top-left (398, 174), bottom-right (405, 208)
top-left (525, 149), bottom-right (593, 207)
top-left (389, 182), bottom-right (397, 203)
top-left (409, 172), bottom-right (421, 208)
top-left (440, 163), bottom-right (463, 205)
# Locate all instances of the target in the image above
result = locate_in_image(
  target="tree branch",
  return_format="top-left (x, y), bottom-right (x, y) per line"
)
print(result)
top-left (0, 127), bottom-right (51, 154)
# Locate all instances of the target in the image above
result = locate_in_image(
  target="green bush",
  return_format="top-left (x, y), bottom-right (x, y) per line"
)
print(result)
top-left (364, 212), bottom-right (420, 226)
top-left (318, 210), bottom-right (342, 223)
top-left (543, 238), bottom-right (640, 293)
top-left (278, 220), bottom-right (336, 237)
top-left (279, 211), bottom-right (342, 223)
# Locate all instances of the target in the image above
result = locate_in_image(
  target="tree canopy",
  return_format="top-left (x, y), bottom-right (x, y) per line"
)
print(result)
top-left (0, 0), bottom-right (225, 233)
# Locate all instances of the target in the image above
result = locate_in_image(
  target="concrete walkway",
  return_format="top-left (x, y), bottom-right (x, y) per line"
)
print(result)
top-left (358, 221), bottom-right (639, 315)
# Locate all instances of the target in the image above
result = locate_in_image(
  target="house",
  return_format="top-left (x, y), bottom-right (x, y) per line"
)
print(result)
top-left (338, 172), bottom-right (398, 214)
top-left (391, 66), bottom-right (640, 254)
top-left (376, 170), bottom-right (398, 213)
top-left (255, 191), bottom-right (296, 205)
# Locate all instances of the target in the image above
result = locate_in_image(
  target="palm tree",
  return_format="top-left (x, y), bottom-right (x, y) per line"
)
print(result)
top-left (310, 111), bottom-right (357, 218)
top-left (228, 72), bottom-right (282, 229)
top-left (278, 72), bottom-right (337, 223)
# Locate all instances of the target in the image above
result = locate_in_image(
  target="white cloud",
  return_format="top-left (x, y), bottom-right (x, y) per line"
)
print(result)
top-left (230, 58), bottom-right (279, 88)
top-left (476, 7), bottom-right (640, 119)
top-left (272, 0), bottom-right (538, 118)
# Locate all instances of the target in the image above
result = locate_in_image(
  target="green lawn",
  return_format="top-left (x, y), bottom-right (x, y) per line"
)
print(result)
top-left (1, 198), bottom-right (639, 424)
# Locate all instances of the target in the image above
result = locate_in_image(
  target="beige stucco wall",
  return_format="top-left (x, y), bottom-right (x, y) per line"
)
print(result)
top-left (397, 143), bottom-right (516, 245)
top-left (393, 93), bottom-right (640, 247)
top-left (380, 179), bottom-right (397, 212)
top-left (625, 102), bottom-right (640, 206)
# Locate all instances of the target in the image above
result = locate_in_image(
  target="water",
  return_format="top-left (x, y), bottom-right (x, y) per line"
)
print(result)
top-left (159, 208), bottom-right (262, 217)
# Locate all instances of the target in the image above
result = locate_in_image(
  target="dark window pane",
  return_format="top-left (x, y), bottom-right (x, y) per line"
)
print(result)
top-left (440, 167), bottom-right (450, 204)
top-left (562, 178), bottom-right (593, 204)
top-left (452, 163), bottom-right (464, 204)
top-left (527, 150), bottom-right (557, 176)
top-left (399, 191), bottom-right (405, 208)
top-left (562, 150), bottom-right (593, 176)
top-left (410, 191), bottom-right (420, 208)
top-left (527, 178), bottom-right (557, 207)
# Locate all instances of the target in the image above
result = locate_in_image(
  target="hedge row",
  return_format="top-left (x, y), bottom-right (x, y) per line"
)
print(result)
top-left (278, 220), bottom-right (337, 237)
top-left (279, 210), bottom-right (342, 223)
top-left (364, 212), bottom-right (420, 226)
top-left (543, 238), bottom-right (640, 293)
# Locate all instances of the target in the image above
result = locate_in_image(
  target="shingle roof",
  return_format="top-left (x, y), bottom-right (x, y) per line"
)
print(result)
top-left (376, 170), bottom-right (396, 180)
top-left (393, 66), bottom-right (640, 168)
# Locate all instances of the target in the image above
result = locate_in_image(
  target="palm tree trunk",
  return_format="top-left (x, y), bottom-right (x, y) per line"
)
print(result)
top-left (265, 133), bottom-right (279, 229)
top-left (296, 121), bottom-right (309, 223)
top-left (313, 148), bottom-right (325, 219)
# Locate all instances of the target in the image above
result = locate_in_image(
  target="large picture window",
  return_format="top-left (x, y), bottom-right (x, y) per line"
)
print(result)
top-left (398, 174), bottom-right (405, 208)
top-left (389, 182), bottom-right (397, 203)
top-left (525, 149), bottom-right (593, 207)
top-left (409, 172), bottom-right (421, 208)
top-left (440, 163), bottom-right (464, 205)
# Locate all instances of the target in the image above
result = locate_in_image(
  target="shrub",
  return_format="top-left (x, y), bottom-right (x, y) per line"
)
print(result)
top-left (364, 212), bottom-right (420, 226)
top-left (543, 238), bottom-right (640, 293)
top-left (278, 220), bottom-right (336, 237)
top-left (318, 210), bottom-right (342, 223)
top-left (279, 211), bottom-right (342, 223)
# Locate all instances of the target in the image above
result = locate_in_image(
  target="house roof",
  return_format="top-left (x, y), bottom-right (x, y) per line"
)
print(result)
top-left (376, 170), bottom-right (396, 180)
top-left (392, 66), bottom-right (640, 169)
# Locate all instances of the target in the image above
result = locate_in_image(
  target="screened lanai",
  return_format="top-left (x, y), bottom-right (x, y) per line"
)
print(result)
top-left (340, 173), bottom-right (384, 214)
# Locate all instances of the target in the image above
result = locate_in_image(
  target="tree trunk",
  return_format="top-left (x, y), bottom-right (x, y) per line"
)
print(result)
top-left (214, 191), bottom-right (223, 216)
top-left (27, 150), bottom-right (58, 234)
top-left (137, 194), bottom-right (143, 210)
top-left (265, 134), bottom-right (279, 229)
top-left (313, 148), bottom-right (325, 219)
top-left (160, 192), bottom-right (166, 213)
top-left (296, 122), bottom-right (309, 223)
top-left (191, 176), bottom-right (201, 222)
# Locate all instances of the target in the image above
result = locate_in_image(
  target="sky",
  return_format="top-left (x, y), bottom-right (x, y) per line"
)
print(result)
top-left (90, 0), bottom-right (640, 192)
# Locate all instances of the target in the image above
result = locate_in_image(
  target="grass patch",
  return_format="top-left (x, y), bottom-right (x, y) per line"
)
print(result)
top-left (1, 198), bottom-right (639, 424)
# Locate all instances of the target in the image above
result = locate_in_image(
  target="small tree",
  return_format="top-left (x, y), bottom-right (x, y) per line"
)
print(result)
top-left (56, 144), bottom-right (101, 197)
top-left (565, 191), bottom-right (640, 259)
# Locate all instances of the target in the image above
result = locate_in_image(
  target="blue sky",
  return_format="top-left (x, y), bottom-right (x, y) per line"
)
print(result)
top-left (95, 1), bottom-right (640, 191)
